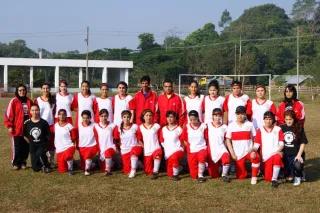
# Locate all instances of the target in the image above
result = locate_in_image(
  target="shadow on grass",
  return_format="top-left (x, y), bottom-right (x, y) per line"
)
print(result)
top-left (304, 157), bottom-right (320, 182)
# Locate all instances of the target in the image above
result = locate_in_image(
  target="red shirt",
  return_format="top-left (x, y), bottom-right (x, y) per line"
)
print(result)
top-left (276, 100), bottom-right (305, 126)
top-left (129, 90), bottom-right (158, 125)
top-left (157, 93), bottom-right (186, 127)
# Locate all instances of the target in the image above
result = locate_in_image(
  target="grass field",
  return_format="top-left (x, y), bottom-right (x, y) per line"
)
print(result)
top-left (0, 97), bottom-right (319, 212)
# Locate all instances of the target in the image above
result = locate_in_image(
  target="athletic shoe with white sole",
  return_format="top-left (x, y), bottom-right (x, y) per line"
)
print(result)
top-left (251, 177), bottom-right (257, 185)
top-left (128, 170), bottom-right (136, 178)
top-left (293, 177), bottom-right (301, 186)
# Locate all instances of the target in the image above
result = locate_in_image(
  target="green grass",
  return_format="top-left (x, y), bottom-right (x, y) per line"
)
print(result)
top-left (0, 98), bottom-right (319, 212)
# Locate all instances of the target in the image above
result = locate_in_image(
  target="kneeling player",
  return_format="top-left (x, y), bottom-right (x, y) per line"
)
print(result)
top-left (226, 106), bottom-right (260, 184)
top-left (253, 111), bottom-right (284, 187)
top-left (207, 108), bottom-right (231, 182)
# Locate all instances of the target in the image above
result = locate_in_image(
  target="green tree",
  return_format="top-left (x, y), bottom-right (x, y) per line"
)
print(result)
top-left (219, 9), bottom-right (232, 28)
top-left (137, 33), bottom-right (159, 51)
top-left (184, 23), bottom-right (219, 45)
top-left (292, 0), bottom-right (318, 21)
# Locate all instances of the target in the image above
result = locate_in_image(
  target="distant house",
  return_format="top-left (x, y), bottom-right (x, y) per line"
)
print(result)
top-left (272, 75), bottom-right (313, 86)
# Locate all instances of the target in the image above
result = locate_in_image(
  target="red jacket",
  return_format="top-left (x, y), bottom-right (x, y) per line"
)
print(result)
top-left (129, 90), bottom-right (158, 125)
top-left (276, 100), bottom-right (305, 126)
top-left (157, 93), bottom-right (186, 127)
top-left (4, 97), bottom-right (33, 136)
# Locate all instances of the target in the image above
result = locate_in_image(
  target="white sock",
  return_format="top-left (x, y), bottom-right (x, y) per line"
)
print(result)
top-left (105, 158), bottom-right (112, 172)
top-left (67, 160), bottom-right (73, 171)
top-left (173, 167), bottom-right (179, 176)
top-left (272, 166), bottom-right (281, 181)
top-left (153, 158), bottom-right (161, 173)
top-left (198, 163), bottom-right (205, 178)
top-left (130, 155), bottom-right (138, 171)
top-left (85, 159), bottom-right (92, 171)
top-left (222, 164), bottom-right (230, 177)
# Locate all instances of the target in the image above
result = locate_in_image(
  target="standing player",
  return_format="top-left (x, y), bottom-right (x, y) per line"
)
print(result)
top-left (223, 80), bottom-right (251, 124)
top-left (53, 109), bottom-right (77, 175)
top-left (23, 104), bottom-right (51, 173)
top-left (95, 83), bottom-right (113, 123)
top-left (226, 106), bottom-right (260, 184)
top-left (71, 80), bottom-right (98, 127)
top-left (4, 84), bottom-right (33, 170)
top-left (113, 81), bottom-right (133, 126)
top-left (159, 111), bottom-right (184, 181)
top-left (183, 80), bottom-right (205, 124)
top-left (129, 75), bottom-right (157, 125)
top-left (55, 80), bottom-right (73, 124)
top-left (253, 111), bottom-right (284, 188)
top-left (203, 80), bottom-right (225, 124)
top-left (249, 84), bottom-right (276, 129)
top-left (94, 109), bottom-right (117, 176)
top-left (137, 109), bottom-right (162, 179)
top-left (113, 110), bottom-right (143, 178)
top-left (207, 108), bottom-right (231, 182)
top-left (181, 110), bottom-right (207, 182)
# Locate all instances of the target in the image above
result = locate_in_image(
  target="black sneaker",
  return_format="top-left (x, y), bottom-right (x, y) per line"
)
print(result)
top-left (68, 170), bottom-right (74, 176)
top-left (104, 171), bottom-right (112, 176)
top-left (151, 172), bottom-right (159, 180)
top-left (271, 180), bottom-right (279, 188)
top-left (222, 176), bottom-right (230, 183)
top-left (42, 167), bottom-right (51, 174)
top-left (197, 177), bottom-right (206, 183)
top-left (172, 175), bottom-right (181, 181)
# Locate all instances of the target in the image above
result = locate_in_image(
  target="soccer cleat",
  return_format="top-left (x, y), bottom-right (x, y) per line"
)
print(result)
top-left (251, 177), bottom-right (257, 185)
top-left (172, 175), bottom-right (181, 181)
top-left (271, 180), bottom-right (279, 188)
top-left (293, 177), bottom-right (301, 186)
top-left (84, 170), bottom-right (91, 176)
top-left (128, 170), bottom-right (136, 178)
top-left (151, 172), bottom-right (159, 180)
top-left (197, 176), bottom-right (207, 183)
top-left (222, 175), bottom-right (230, 183)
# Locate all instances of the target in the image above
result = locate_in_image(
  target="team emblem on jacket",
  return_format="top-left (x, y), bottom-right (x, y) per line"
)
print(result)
top-left (284, 131), bottom-right (295, 146)
top-left (30, 127), bottom-right (41, 142)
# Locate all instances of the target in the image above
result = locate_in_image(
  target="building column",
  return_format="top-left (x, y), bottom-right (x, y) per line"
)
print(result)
top-left (102, 67), bottom-right (107, 83)
top-left (79, 67), bottom-right (83, 88)
top-left (54, 66), bottom-right (59, 92)
top-left (29, 66), bottom-right (34, 90)
top-left (124, 68), bottom-right (129, 85)
top-left (4, 65), bottom-right (8, 92)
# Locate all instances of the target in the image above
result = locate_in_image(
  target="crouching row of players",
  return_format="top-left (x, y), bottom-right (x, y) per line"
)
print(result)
top-left (24, 104), bottom-right (307, 187)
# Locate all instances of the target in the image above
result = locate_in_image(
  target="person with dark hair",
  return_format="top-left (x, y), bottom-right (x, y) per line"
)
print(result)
top-left (23, 104), bottom-right (51, 173)
top-left (204, 80), bottom-right (225, 124)
top-left (55, 80), bottom-right (73, 124)
top-left (71, 80), bottom-right (98, 127)
top-left (223, 80), bottom-right (252, 124)
top-left (183, 80), bottom-right (205, 124)
top-left (129, 75), bottom-right (158, 125)
top-left (113, 81), bottom-right (133, 126)
top-left (276, 84), bottom-right (305, 126)
top-left (280, 110), bottom-right (308, 186)
top-left (4, 84), bottom-right (33, 170)
top-left (95, 83), bottom-right (113, 124)
top-left (157, 79), bottom-right (186, 126)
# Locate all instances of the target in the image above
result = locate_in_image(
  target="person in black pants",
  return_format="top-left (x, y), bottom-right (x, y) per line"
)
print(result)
top-left (24, 104), bottom-right (51, 173)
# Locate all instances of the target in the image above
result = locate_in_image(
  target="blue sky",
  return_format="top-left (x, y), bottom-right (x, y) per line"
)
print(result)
top-left (0, 0), bottom-right (295, 52)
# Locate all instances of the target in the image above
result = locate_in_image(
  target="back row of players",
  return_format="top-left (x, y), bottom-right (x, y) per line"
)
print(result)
top-left (4, 75), bottom-right (307, 187)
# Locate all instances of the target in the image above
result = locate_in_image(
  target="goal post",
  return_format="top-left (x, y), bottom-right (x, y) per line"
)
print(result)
top-left (178, 74), bottom-right (272, 100)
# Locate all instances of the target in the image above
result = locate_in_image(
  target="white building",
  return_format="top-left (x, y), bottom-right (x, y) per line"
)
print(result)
top-left (0, 57), bottom-right (133, 92)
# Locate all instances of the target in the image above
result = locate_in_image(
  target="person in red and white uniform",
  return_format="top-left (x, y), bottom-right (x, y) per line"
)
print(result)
top-left (157, 79), bottom-right (186, 127)
top-left (181, 110), bottom-right (207, 182)
top-left (113, 81), bottom-right (133, 126)
top-left (223, 80), bottom-right (251, 124)
top-left (71, 80), bottom-right (98, 127)
top-left (159, 111), bottom-right (184, 181)
top-left (94, 83), bottom-right (113, 123)
top-left (129, 75), bottom-right (157, 125)
top-left (113, 110), bottom-right (143, 178)
top-left (74, 110), bottom-right (98, 176)
top-left (94, 109), bottom-right (117, 176)
top-left (226, 106), bottom-right (260, 184)
top-left (249, 84), bottom-right (276, 130)
top-left (276, 84), bottom-right (305, 126)
top-left (183, 80), bottom-right (205, 124)
top-left (55, 80), bottom-right (73, 124)
top-left (203, 80), bottom-right (225, 124)
top-left (34, 82), bottom-right (56, 167)
top-left (4, 84), bottom-right (33, 170)
top-left (253, 111), bottom-right (284, 188)
top-left (52, 109), bottom-right (77, 175)
top-left (136, 109), bottom-right (162, 179)
top-left (207, 108), bottom-right (231, 182)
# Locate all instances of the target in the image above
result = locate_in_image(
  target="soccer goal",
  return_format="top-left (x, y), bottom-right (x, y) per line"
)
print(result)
top-left (178, 74), bottom-right (272, 100)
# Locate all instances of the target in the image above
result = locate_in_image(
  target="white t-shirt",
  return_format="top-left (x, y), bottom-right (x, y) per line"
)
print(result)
top-left (183, 123), bottom-right (207, 153)
top-left (96, 97), bottom-right (113, 122)
top-left (226, 120), bottom-right (256, 159)
top-left (251, 99), bottom-right (276, 130)
top-left (55, 93), bottom-right (73, 118)
top-left (224, 94), bottom-right (250, 124)
top-left (160, 126), bottom-right (184, 159)
top-left (184, 95), bottom-right (205, 123)
top-left (207, 123), bottom-right (228, 163)
top-left (54, 123), bottom-right (74, 153)
top-left (36, 97), bottom-right (54, 125)
top-left (76, 93), bottom-right (96, 126)
top-left (204, 95), bottom-right (225, 124)
top-left (78, 122), bottom-right (97, 148)
top-left (94, 122), bottom-right (116, 160)
top-left (138, 123), bottom-right (161, 156)
top-left (115, 124), bottom-right (138, 155)
top-left (113, 94), bottom-right (133, 126)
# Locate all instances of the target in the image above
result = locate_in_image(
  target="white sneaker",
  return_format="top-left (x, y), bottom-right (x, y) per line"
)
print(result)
top-left (251, 177), bottom-right (257, 185)
top-left (128, 170), bottom-right (136, 178)
top-left (84, 170), bottom-right (90, 176)
top-left (293, 177), bottom-right (301, 186)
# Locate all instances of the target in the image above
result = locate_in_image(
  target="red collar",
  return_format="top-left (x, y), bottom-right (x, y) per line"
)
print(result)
top-left (255, 98), bottom-right (267, 105)
top-left (166, 125), bottom-right (178, 131)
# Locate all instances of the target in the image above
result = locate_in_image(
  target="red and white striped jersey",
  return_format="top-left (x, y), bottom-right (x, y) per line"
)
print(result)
top-left (159, 125), bottom-right (184, 159)
top-left (223, 94), bottom-right (251, 124)
top-left (113, 124), bottom-right (138, 154)
top-left (55, 93), bottom-right (73, 118)
top-left (113, 94), bottom-right (133, 126)
top-left (207, 123), bottom-right (228, 163)
top-left (251, 99), bottom-right (276, 129)
top-left (137, 123), bottom-right (161, 156)
top-left (184, 95), bottom-right (205, 123)
top-left (181, 123), bottom-right (207, 153)
top-left (54, 123), bottom-right (75, 153)
top-left (35, 97), bottom-right (55, 125)
top-left (226, 120), bottom-right (256, 159)
top-left (203, 95), bottom-right (225, 124)
top-left (96, 97), bottom-right (113, 123)
top-left (94, 122), bottom-right (116, 160)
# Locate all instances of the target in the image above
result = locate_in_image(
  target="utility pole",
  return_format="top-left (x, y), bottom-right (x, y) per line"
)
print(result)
top-left (296, 26), bottom-right (300, 99)
top-left (85, 26), bottom-right (89, 81)
top-left (234, 44), bottom-right (237, 76)
top-left (238, 35), bottom-right (242, 80)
